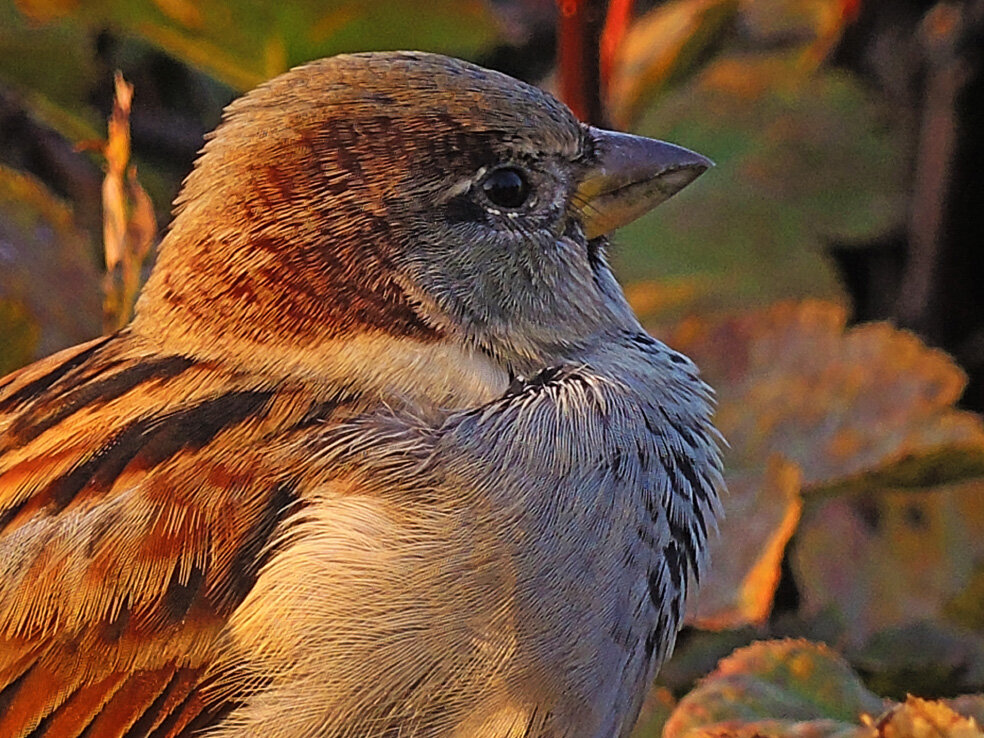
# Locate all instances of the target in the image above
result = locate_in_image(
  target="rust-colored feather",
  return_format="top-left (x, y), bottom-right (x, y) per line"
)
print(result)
top-left (0, 331), bottom-right (359, 735)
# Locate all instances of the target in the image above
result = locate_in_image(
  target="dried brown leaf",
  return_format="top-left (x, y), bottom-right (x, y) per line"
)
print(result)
top-left (666, 301), bottom-right (984, 490)
top-left (659, 301), bottom-right (984, 629)
top-left (794, 478), bottom-right (984, 646)
top-left (102, 70), bottom-right (132, 276)
top-left (946, 696), bottom-right (984, 727)
top-left (871, 696), bottom-right (984, 738)
top-left (100, 72), bottom-right (157, 333)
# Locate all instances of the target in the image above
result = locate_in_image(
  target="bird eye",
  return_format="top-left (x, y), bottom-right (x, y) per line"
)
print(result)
top-left (481, 167), bottom-right (530, 209)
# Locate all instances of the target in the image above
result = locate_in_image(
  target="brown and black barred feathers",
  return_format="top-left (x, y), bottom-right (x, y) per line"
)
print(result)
top-left (0, 331), bottom-right (359, 735)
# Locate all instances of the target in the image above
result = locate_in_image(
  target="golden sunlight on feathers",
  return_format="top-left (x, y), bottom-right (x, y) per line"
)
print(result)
top-left (0, 52), bottom-right (719, 737)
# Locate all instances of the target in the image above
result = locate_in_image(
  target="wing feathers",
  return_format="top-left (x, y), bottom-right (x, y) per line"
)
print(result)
top-left (78, 667), bottom-right (196, 738)
top-left (25, 670), bottom-right (128, 737)
top-left (0, 336), bottom-right (112, 416)
top-left (0, 334), bottom-right (347, 736)
top-left (0, 356), bottom-right (195, 453)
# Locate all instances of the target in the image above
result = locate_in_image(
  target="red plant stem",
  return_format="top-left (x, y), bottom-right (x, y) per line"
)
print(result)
top-left (600, 0), bottom-right (634, 91)
top-left (557, 0), bottom-right (608, 126)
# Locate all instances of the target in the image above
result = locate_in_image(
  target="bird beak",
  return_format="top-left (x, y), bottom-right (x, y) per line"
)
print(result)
top-left (574, 127), bottom-right (713, 240)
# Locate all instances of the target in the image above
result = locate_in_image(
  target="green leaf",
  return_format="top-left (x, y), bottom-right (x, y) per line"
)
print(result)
top-left (664, 639), bottom-right (885, 738)
top-left (615, 54), bottom-right (906, 321)
top-left (10, 0), bottom-right (502, 92)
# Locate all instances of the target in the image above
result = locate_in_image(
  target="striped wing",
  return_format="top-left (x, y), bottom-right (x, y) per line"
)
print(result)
top-left (0, 335), bottom-right (340, 736)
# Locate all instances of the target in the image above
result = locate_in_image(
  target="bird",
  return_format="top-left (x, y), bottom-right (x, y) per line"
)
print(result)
top-left (0, 51), bottom-right (722, 738)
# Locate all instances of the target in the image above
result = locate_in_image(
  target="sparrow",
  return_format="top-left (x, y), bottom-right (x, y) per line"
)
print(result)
top-left (0, 52), bottom-right (722, 738)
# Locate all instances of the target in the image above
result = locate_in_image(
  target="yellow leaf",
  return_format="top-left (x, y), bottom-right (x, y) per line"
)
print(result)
top-left (872, 696), bottom-right (984, 738)
top-left (687, 455), bottom-right (802, 629)
top-left (607, 0), bottom-right (739, 127)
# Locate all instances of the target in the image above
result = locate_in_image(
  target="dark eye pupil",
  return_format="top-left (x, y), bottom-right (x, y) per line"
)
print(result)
top-left (483, 168), bottom-right (529, 209)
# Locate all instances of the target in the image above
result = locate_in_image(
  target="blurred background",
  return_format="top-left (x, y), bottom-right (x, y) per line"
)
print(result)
top-left (1, 0), bottom-right (983, 734)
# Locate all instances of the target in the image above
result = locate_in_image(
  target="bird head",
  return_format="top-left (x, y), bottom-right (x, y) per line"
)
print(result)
top-left (134, 52), bottom-right (710, 400)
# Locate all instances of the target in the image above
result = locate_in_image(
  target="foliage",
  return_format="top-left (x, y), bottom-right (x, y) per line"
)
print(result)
top-left (664, 640), bottom-right (885, 737)
top-left (0, 164), bottom-right (100, 368)
top-left (653, 640), bottom-right (984, 738)
top-left (609, 0), bottom-right (905, 320)
top-left (611, 0), bottom-right (984, 731)
top-left (622, 300), bottom-right (984, 732)
top-left (97, 71), bottom-right (156, 331)
top-left (8, 0), bottom-right (499, 92)
top-left (0, 0), bottom-right (982, 735)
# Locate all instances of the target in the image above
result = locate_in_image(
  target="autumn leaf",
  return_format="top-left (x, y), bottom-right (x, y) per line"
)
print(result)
top-left (668, 301), bottom-right (984, 491)
top-left (794, 478), bottom-right (984, 646)
top-left (739, 0), bottom-right (860, 67)
top-left (870, 696), bottom-right (984, 738)
top-left (662, 639), bottom-right (984, 738)
top-left (656, 301), bottom-right (984, 629)
top-left (663, 639), bottom-right (884, 738)
top-left (606, 0), bottom-right (738, 127)
top-left (946, 697), bottom-right (984, 728)
top-left (615, 54), bottom-right (904, 320)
